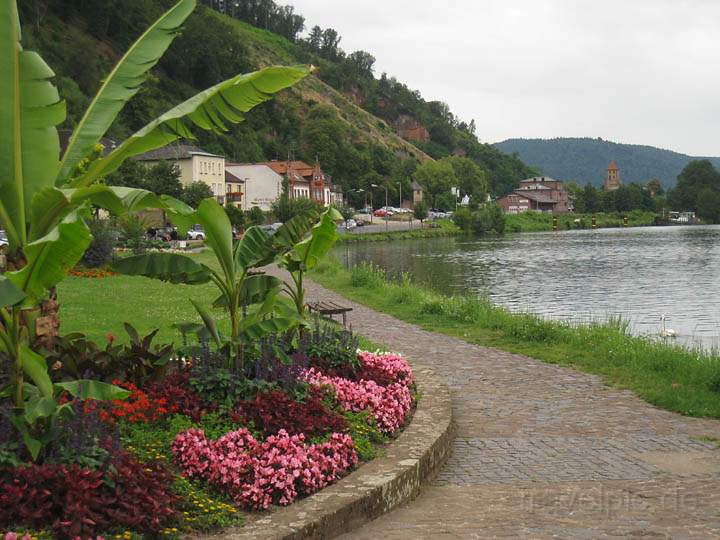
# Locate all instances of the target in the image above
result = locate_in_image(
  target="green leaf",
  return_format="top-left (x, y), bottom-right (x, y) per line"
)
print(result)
top-left (240, 274), bottom-right (282, 306)
top-left (20, 344), bottom-right (52, 398)
top-left (57, 0), bottom-right (196, 184)
top-left (0, 2), bottom-right (66, 250)
top-left (234, 225), bottom-right (273, 270)
top-left (237, 317), bottom-right (299, 342)
top-left (7, 211), bottom-right (91, 298)
top-left (292, 208), bottom-right (342, 271)
top-left (112, 252), bottom-right (212, 284)
top-left (0, 275), bottom-right (26, 308)
top-left (271, 211), bottom-right (318, 251)
top-left (72, 65), bottom-right (311, 186)
top-left (195, 198), bottom-right (235, 283)
top-left (190, 299), bottom-right (221, 348)
top-left (55, 380), bottom-right (130, 401)
top-left (24, 396), bottom-right (57, 424)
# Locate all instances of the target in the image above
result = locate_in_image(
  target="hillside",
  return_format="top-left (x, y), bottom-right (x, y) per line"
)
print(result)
top-left (18, 0), bottom-right (533, 200)
top-left (494, 137), bottom-right (720, 189)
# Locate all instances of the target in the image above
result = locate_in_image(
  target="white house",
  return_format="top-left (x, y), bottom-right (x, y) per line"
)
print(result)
top-left (135, 144), bottom-right (226, 203)
top-left (224, 163), bottom-right (284, 212)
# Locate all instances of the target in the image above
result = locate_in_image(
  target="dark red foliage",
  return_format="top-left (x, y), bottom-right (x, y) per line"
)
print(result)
top-left (234, 388), bottom-right (347, 438)
top-left (0, 450), bottom-right (177, 539)
top-left (147, 371), bottom-right (216, 421)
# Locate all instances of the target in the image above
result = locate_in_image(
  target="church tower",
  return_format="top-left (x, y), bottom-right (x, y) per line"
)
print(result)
top-left (603, 160), bottom-right (621, 191)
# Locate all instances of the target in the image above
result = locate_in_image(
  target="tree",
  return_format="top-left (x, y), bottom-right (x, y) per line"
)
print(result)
top-left (182, 182), bottom-right (214, 208)
top-left (224, 204), bottom-right (246, 230)
top-left (144, 161), bottom-right (183, 198)
top-left (646, 177), bottom-right (663, 197)
top-left (444, 156), bottom-right (488, 203)
top-left (696, 188), bottom-right (720, 223)
top-left (578, 183), bottom-right (600, 213)
top-left (414, 160), bottom-right (456, 209)
top-left (271, 196), bottom-right (319, 223)
top-left (670, 160), bottom-right (720, 212)
top-left (414, 201), bottom-right (428, 228)
top-left (248, 206), bottom-right (265, 226)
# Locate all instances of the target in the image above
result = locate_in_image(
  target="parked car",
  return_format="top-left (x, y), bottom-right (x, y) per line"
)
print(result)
top-left (357, 206), bottom-right (373, 214)
top-left (374, 209), bottom-right (392, 217)
top-left (186, 226), bottom-right (205, 241)
top-left (0, 230), bottom-right (8, 248)
top-left (344, 219), bottom-right (357, 230)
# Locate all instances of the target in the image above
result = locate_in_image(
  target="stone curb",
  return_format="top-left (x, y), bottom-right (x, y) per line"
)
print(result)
top-left (204, 361), bottom-right (455, 539)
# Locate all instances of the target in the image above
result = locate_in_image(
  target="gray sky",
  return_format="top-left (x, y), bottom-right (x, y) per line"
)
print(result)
top-left (290, 0), bottom-right (720, 156)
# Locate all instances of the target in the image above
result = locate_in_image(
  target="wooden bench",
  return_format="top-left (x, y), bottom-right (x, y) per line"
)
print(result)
top-left (307, 301), bottom-right (353, 327)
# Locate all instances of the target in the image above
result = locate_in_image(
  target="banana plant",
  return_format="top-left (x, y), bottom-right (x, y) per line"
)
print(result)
top-left (113, 198), bottom-right (305, 370)
top-left (0, 0), bottom-right (309, 458)
top-left (275, 207), bottom-right (344, 316)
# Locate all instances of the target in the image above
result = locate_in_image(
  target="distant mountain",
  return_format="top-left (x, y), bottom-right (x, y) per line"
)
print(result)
top-left (493, 137), bottom-right (720, 189)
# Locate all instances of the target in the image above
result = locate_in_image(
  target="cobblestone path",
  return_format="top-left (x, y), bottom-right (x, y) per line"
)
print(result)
top-left (270, 268), bottom-right (720, 538)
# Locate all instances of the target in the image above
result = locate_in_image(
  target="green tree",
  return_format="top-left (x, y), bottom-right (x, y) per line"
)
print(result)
top-left (647, 177), bottom-right (664, 197)
top-left (669, 160), bottom-right (720, 212)
top-left (144, 161), bottom-right (183, 198)
top-left (271, 196), bottom-right (319, 223)
top-left (444, 156), bottom-right (488, 203)
top-left (696, 188), bottom-right (720, 223)
top-left (224, 204), bottom-right (246, 230)
top-left (182, 181), bottom-right (214, 208)
top-left (248, 206), bottom-right (265, 226)
top-left (414, 160), bottom-right (456, 209)
top-left (413, 201), bottom-right (428, 227)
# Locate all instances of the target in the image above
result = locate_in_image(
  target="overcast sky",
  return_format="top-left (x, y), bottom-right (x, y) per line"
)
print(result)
top-left (290, 0), bottom-right (720, 156)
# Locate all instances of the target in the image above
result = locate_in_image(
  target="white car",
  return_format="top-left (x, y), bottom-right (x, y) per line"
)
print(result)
top-left (0, 230), bottom-right (7, 248)
top-left (344, 219), bottom-right (357, 230)
top-left (187, 228), bottom-right (205, 240)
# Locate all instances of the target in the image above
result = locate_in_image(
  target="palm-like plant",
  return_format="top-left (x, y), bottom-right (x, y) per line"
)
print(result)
top-left (113, 198), bottom-right (304, 370)
top-left (0, 0), bottom-right (309, 457)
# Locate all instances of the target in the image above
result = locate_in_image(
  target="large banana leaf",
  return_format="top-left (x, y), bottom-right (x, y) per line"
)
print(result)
top-left (195, 198), bottom-right (235, 284)
top-left (0, 276), bottom-right (26, 308)
top-left (234, 226), bottom-right (273, 270)
top-left (190, 299), bottom-right (222, 347)
top-left (112, 252), bottom-right (212, 284)
top-left (289, 208), bottom-right (342, 271)
top-left (237, 316), bottom-right (300, 342)
top-left (28, 185), bottom-right (194, 241)
top-left (55, 380), bottom-right (130, 401)
top-left (7, 212), bottom-right (91, 299)
top-left (20, 345), bottom-right (53, 398)
top-left (57, 0), bottom-right (196, 184)
top-left (239, 274), bottom-right (283, 306)
top-left (271, 211), bottom-right (318, 251)
top-left (71, 65), bottom-right (311, 186)
top-left (0, 2), bottom-right (65, 250)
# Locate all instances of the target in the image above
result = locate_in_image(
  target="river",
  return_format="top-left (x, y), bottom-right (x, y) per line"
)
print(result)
top-left (335, 225), bottom-right (720, 350)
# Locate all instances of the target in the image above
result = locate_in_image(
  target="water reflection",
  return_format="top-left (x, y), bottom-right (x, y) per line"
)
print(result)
top-left (336, 225), bottom-right (720, 350)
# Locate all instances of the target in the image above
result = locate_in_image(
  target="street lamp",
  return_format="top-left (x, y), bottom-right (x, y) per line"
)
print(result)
top-left (397, 180), bottom-right (406, 229)
top-left (371, 183), bottom-right (389, 232)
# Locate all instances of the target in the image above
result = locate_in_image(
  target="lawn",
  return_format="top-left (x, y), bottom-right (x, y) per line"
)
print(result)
top-left (58, 251), bottom-right (228, 344)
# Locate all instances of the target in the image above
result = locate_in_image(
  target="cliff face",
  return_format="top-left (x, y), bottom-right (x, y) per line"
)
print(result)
top-left (395, 115), bottom-right (431, 143)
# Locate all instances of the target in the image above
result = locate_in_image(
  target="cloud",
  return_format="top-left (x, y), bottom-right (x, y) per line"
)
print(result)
top-left (290, 0), bottom-right (720, 155)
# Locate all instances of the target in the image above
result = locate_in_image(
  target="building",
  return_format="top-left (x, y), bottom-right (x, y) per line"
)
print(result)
top-left (412, 180), bottom-right (424, 205)
top-left (603, 160), bottom-right (622, 191)
top-left (224, 164), bottom-right (283, 211)
top-left (134, 144), bottom-right (226, 203)
top-left (497, 176), bottom-right (574, 214)
top-left (259, 160), bottom-right (343, 207)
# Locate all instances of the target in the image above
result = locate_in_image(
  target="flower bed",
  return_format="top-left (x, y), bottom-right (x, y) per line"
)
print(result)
top-left (1, 348), bottom-right (414, 539)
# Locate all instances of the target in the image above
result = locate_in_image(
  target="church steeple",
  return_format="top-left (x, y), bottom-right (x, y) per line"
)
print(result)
top-left (603, 160), bottom-right (621, 191)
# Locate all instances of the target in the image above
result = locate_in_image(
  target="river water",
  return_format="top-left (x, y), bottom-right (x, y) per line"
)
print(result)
top-left (335, 225), bottom-right (720, 350)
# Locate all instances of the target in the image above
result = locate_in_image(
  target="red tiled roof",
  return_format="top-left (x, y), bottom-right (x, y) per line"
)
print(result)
top-left (608, 160), bottom-right (619, 170)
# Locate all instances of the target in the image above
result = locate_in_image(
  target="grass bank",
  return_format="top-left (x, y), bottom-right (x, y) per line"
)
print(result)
top-left (338, 220), bottom-right (459, 244)
top-left (310, 258), bottom-right (720, 418)
top-left (506, 210), bottom-right (658, 232)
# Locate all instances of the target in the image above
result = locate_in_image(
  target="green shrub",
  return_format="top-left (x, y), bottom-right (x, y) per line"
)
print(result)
top-left (344, 411), bottom-right (388, 461)
top-left (350, 262), bottom-right (385, 288)
top-left (82, 218), bottom-right (116, 267)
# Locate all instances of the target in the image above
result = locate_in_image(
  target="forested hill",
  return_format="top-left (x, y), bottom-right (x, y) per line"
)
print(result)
top-left (494, 138), bottom-right (720, 189)
top-left (18, 0), bottom-right (533, 200)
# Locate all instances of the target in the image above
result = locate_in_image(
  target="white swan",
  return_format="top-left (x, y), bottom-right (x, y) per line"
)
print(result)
top-left (660, 315), bottom-right (677, 338)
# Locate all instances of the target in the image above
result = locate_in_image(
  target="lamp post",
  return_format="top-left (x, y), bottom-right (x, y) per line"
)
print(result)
top-left (397, 180), bottom-right (405, 229)
top-left (372, 183), bottom-right (389, 232)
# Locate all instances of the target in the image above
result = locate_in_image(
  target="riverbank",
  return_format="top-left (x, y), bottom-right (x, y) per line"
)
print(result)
top-left (310, 258), bottom-right (720, 418)
top-left (506, 210), bottom-right (658, 232)
top-left (338, 219), bottom-right (460, 243)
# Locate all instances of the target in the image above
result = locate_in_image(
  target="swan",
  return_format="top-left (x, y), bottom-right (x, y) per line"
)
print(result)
top-left (659, 315), bottom-right (677, 338)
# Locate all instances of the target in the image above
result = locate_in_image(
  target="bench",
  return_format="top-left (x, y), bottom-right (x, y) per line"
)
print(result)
top-left (307, 301), bottom-right (353, 327)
